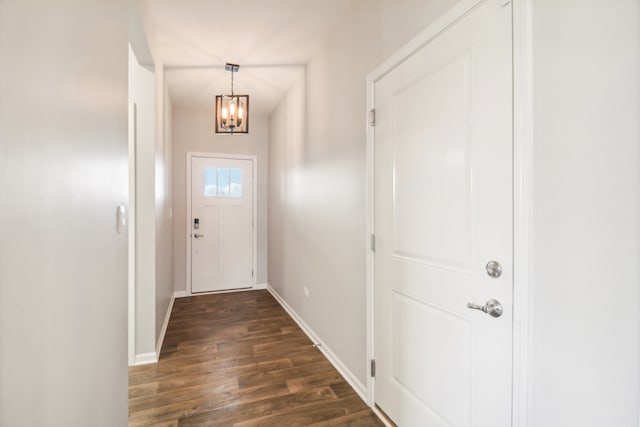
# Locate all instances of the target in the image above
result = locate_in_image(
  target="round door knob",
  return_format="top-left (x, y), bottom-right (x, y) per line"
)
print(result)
top-left (486, 260), bottom-right (502, 278)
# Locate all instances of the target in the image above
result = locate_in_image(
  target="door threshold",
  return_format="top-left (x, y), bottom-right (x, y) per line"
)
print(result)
top-left (186, 287), bottom-right (255, 297)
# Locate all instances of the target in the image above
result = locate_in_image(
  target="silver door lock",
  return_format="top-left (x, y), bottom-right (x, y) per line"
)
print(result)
top-left (486, 260), bottom-right (502, 278)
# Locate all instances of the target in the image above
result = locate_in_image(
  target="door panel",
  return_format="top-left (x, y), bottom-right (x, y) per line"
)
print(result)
top-left (374, 1), bottom-right (513, 426)
top-left (391, 290), bottom-right (472, 427)
top-left (191, 157), bottom-right (254, 293)
top-left (391, 52), bottom-right (472, 271)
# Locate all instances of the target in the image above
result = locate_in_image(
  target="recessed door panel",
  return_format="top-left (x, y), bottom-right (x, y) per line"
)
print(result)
top-left (391, 291), bottom-right (471, 427)
top-left (392, 53), bottom-right (472, 271)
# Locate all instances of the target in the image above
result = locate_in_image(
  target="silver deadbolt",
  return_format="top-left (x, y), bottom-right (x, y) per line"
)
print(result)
top-left (486, 260), bottom-right (502, 278)
top-left (467, 299), bottom-right (503, 318)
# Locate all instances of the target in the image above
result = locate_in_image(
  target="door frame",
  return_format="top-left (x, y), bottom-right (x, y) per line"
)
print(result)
top-left (185, 151), bottom-right (258, 295)
top-left (128, 101), bottom-right (137, 366)
top-left (364, 0), bottom-right (533, 425)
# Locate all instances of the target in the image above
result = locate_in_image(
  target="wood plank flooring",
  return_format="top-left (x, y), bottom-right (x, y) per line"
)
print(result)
top-left (128, 290), bottom-right (384, 426)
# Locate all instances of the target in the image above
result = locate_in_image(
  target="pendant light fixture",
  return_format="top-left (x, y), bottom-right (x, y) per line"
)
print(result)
top-left (215, 63), bottom-right (249, 134)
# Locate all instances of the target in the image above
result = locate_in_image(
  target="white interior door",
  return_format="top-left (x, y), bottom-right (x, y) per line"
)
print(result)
top-left (373, 1), bottom-right (513, 426)
top-left (191, 156), bottom-right (254, 293)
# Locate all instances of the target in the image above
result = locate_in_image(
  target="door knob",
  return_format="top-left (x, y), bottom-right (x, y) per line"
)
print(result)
top-left (467, 299), bottom-right (503, 318)
top-left (193, 233), bottom-right (205, 238)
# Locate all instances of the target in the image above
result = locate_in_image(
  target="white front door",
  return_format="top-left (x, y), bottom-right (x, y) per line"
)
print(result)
top-left (191, 156), bottom-right (254, 293)
top-left (373, 1), bottom-right (513, 426)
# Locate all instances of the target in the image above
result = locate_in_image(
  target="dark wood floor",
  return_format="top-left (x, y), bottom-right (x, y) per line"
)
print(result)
top-left (128, 290), bottom-right (384, 426)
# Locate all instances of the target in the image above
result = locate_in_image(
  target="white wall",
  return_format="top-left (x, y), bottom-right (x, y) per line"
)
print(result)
top-left (129, 46), bottom-right (157, 357)
top-left (172, 107), bottom-right (269, 292)
top-left (129, 58), bottom-right (174, 359)
top-left (268, 0), bottom-right (457, 385)
top-left (529, 1), bottom-right (640, 425)
top-left (155, 66), bottom-right (174, 346)
top-left (268, 76), bottom-right (304, 310)
top-left (0, 1), bottom-right (128, 425)
top-left (130, 1), bottom-right (174, 360)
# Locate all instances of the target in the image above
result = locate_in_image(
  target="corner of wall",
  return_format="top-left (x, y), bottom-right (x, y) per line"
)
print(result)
top-left (154, 63), bottom-right (175, 349)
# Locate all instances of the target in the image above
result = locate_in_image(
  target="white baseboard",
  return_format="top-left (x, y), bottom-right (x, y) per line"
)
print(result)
top-left (155, 294), bottom-right (175, 357)
top-left (253, 282), bottom-right (267, 290)
top-left (134, 352), bottom-right (158, 366)
top-left (133, 293), bottom-right (175, 366)
top-left (266, 285), bottom-right (367, 401)
top-left (174, 290), bottom-right (189, 298)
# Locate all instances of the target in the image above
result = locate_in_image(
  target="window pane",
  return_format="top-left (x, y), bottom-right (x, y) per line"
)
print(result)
top-left (230, 168), bottom-right (242, 197)
top-left (204, 167), bottom-right (217, 196)
top-left (217, 168), bottom-right (230, 197)
top-left (203, 166), bottom-right (242, 198)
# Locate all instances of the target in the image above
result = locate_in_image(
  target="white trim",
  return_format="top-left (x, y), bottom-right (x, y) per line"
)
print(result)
top-left (365, 0), bottom-right (533, 423)
top-left (185, 154), bottom-right (191, 295)
top-left (134, 352), bottom-right (157, 366)
top-left (365, 68), bottom-right (376, 405)
top-left (185, 152), bottom-right (258, 294)
top-left (367, 0), bottom-right (486, 83)
top-left (128, 101), bottom-right (137, 367)
top-left (253, 282), bottom-right (268, 290)
top-left (155, 294), bottom-right (175, 357)
top-left (173, 290), bottom-right (190, 299)
top-left (511, 0), bottom-right (533, 425)
top-left (267, 285), bottom-right (368, 401)
top-left (132, 293), bottom-right (176, 366)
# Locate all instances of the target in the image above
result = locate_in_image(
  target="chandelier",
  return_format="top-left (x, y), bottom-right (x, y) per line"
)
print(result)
top-left (215, 63), bottom-right (249, 134)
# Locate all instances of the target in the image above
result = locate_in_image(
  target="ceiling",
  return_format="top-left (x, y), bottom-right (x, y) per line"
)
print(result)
top-left (165, 65), bottom-right (304, 116)
top-left (139, 0), bottom-right (358, 114)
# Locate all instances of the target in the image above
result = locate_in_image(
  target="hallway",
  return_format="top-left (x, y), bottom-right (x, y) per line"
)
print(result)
top-left (128, 291), bottom-right (383, 426)
top-left (2, 2), bottom-right (639, 426)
